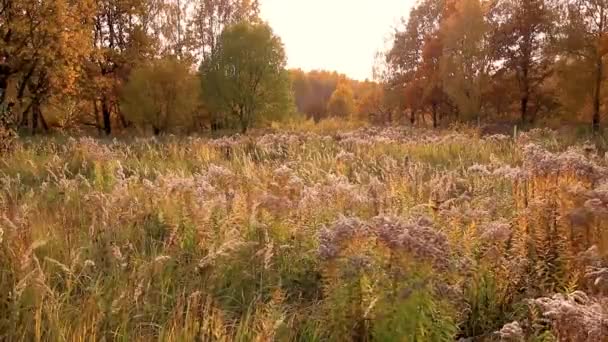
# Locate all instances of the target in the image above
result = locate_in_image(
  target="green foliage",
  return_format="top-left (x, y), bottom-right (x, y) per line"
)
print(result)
top-left (200, 21), bottom-right (294, 133)
top-left (461, 270), bottom-right (512, 337)
top-left (121, 57), bottom-right (201, 135)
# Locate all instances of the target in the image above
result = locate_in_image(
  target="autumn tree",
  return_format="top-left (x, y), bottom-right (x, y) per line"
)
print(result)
top-left (560, 0), bottom-right (608, 132)
top-left (327, 81), bottom-right (356, 118)
top-left (200, 22), bottom-right (292, 133)
top-left (121, 57), bottom-right (200, 135)
top-left (0, 0), bottom-right (94, 134)
top-left (290, 69), bottom-right (313, 114)
top-left (369, 52), bottom-right (405, 125)
top-left (386, 6), bottom-right (425, 125)
top-left (357, 81), bottom-right (393, 124)
top-left (88, 0), bottom-right (157, 135)
top-left (493, 0), bottom-right (555, 124)
top-left (420, 36), bottom-right (445, 127)
top-left (440, 0), bottom-right (493, 122)
top-left (289, 70), bottom-right (348, 121)
top-left (386, 0), bottom-right (449, 127)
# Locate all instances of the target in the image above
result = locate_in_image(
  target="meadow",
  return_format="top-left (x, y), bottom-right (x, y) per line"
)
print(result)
top-left (0, 125), bottom-right (607, 341)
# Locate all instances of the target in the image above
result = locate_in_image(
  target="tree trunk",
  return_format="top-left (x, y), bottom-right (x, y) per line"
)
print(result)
top-left (520, 47), bottom-right (530, 125)
top-left (520, 95), bottom-right (529, 126)
top-left (592, 56), bottom-right (602, 134)
top-left (29, 99), bottom-right (49, 135)
top-left (93, 99), bottom-right (103, 135)
top-left (593, 6), bottom-right (604, 134)
top-left (410, 109), bottom-right (416, 125)
top-left (115, 103), bottom-right (130, 128)
top-left (239, 107), bottom-right (249, 134)
top-left (32, 105), bottom-right (39, 135)
top-left (0, 66), bottom-right (10, 105)
top-left (153, 126), bottom-right (161, 136)
top-left (39, 108), bottom-right (49, 132)
top-left (20, 102), bottom-right (33, 128)
top-left (432, 103), bottom-right (438, 128)
top-left (102, 98), bottom-right (112, 135)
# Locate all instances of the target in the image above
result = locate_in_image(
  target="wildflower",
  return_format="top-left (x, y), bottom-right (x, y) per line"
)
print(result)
top-left (582, 141), bottom-right (597, 155)
top-left (429, 172), bottom-right (469, 203)
top-left (373, 216), bottom-right (451, 270)
top-left (348, 255), bottom-right (372, 271)
top-left (256, 193), bottom-right (293, 214)
top-left (480, 220), bottom-right (512, 243)
top-left (584, 198), bottom-right (608, 216)
top-left (110, 245), bottom-right (124, 263)
top-left (336, 150), bottom-right (356, 163)
top-left (467, 163), bottom-right (491, 175)
top-left (497, 321), bottom-right (524, 341)
top-left (154, 255), bottom-right (172, 264)
top-left (206, 164), bottom-right (235, 188)
top-left (522, 143), bottom-right (607, 181)
top-left (134, 280), bottom-right (145, 304)
top-left (516, 128), bottom-right (557, 144)
top-left (533, 291), bottom-right (608, 341)
top-left (585, 267), bottom-right (608, 292)
top-left (567, 207), bottom-right (592, 228)
top-left (484, 134), bottom-right (511, 143)
top-left (83, 260), bottom-right (96, 269)
top-left (272, 165), bottom-right (294, 182)
top-left (142, 178), bottom-right (155, 189)
top-left (318, 216), bottom-right (369, 260)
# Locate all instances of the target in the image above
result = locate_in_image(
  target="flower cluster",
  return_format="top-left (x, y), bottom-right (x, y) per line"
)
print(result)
top-left (319, 215), bottom-right (451, 270)
top-left (522, 144), bottom-right (607, 182)
top-left (533, 291), bottom-right (608, 341)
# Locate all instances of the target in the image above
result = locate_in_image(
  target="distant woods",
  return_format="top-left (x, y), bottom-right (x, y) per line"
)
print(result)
top-left (1, 0), bottom-right (607, 136)
top-left (381, 0), bottom-right (608, 132)
top-left (0, 0), bottom-right (288, 135)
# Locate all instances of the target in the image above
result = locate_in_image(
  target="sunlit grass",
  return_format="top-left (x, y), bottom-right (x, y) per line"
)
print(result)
top-left (0, 126), bottom-right (606, 341)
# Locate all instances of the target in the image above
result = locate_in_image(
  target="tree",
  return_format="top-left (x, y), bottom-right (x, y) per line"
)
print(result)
top-left (440, 0), bottom-right (493, 122)
top-left (493, 0), bottom-right (555, 124)
top-left (560, 0), bottom-right (608, 132)
top-left (327, 81), bottom-right (356, 118)
top-left (357, 81), bottom-right (393, 124)
top-left (289, 69), bottom-right (349, 121)
top-left (420, 35), bottom-right (445, 127)
top-left (386, 5), bottom-right (426, 125)
top-left (190, 0), bottom-right (260, 60)
top-left (370, 52), bottom-right (403, 125)
top-left (199, 21), bottom-right (292, 133)
top-left (0, 0), bottom-right (93, 131)
top-left (386, 0), bottom-right (449, 127)
top-left (89, 0), bottom-right (156, 135)
top-left (290, 69), bottom-right (313, 114)
top-left (121, 57), bottom-right (200, 135)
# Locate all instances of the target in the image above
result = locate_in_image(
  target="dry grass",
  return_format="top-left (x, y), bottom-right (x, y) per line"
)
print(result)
top-left (0, 126), bottom-right (607, 341)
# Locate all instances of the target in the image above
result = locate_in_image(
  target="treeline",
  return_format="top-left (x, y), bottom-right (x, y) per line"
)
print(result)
top-left (2, 0), bottom-right (607, 136)
top-left (0, 0), bottom-right (299, 135)
top-left (379, 0), bottom-right (608, 131)
top-left (0, 0), bottom-right (392, 137)
top-left (290, 70), bottom-right (389, 124)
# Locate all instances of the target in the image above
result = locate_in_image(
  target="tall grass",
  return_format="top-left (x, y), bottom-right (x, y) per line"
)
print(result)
top-left (0, 126), bottom-right (606, 341)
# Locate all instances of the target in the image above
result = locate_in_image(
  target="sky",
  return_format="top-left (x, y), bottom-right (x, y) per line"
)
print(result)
top-left (259, 0), bottom-right (413, 81)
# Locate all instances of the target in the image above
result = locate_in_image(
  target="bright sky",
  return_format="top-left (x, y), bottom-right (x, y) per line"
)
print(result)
top-left (259, 0), bottom-right (413, 81)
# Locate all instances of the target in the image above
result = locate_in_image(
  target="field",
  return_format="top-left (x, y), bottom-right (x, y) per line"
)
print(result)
top-left (1, 126), bottom-right (607, 341)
